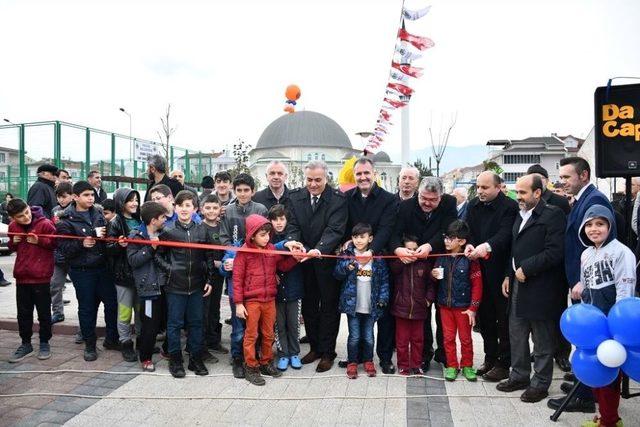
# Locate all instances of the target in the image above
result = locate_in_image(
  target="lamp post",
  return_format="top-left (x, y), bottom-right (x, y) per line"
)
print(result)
top-left (119, 107), bottom-right (132, 161)
top-left (3, 118), bottom-right (16, 125)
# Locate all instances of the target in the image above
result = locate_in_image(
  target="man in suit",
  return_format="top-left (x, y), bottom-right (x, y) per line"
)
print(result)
top-left (253, 161), bottom-right (291, 210)
top-left (526, 164), bottom-right (572, 372)
top-left (452, 187), bottom-right (469, 220)
top-left (87, 170), bottom-right (108, 204)
top-left (496, 174), bottom-right (565, 403)
top-left (465, 171), bottom-right (519, 382)
top-left (390, 176), bottom-right (457, 370)
top-left (287, 160), bottom-right (348, 372)
top-left (395, 166), bottom-right (420, 202)
top-left (547, 157), bottom-right (614, 413)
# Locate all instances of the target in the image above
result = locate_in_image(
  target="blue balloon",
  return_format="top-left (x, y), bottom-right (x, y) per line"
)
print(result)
top-left (608, 297), bottom-right (640, 348)
top-left (560, 304), bottom-right (611, 349)
top-left (572, 348), bottom-right (619, 388)
top-left (621, 346), bottom-right (640, 382)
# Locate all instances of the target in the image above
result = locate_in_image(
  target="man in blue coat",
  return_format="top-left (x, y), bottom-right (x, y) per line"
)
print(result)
top-left (547, 157), bottom-right (614, 413)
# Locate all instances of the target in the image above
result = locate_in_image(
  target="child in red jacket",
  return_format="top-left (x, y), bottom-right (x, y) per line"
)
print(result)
top-left (7, 199), bottom-right (57, 362)
top-left (233, 214), bottom-right (299, 386)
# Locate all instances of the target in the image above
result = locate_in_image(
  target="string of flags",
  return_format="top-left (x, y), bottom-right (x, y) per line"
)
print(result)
top-left (366, 3), bottom-right (434, 153)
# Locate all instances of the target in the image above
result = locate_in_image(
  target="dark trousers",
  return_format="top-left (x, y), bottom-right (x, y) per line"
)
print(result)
top-left (203, 276), bottom-right (223, 347)
top-left (16, 285), bottom-right (52, 344)
top-left (423, 303), bottom-right (445, 362)
top-left (301, 262), bottom-right (340, 358)
top-left (70, 266), bottom-right (118, 345)
top-left (275, 299), bottom-right (301, 358)
top-left (347, 313), bottom-right (375, 363)
top-left (228, 282), bottom-right (245, 359)
top-left (554, 294), bottom-right (572, 359)
top-left (478, 287), bottom-right (510, 368)
top-left (376, 302), bottom-right (395, 364)
top-left (139, 298), bottom-right (163, 361)
top-left (166, 290), bottom-right (204, 356)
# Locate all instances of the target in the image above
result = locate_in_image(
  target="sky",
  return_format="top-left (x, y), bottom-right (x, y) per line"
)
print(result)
top-left (0, 0), bottom-right (639, 168)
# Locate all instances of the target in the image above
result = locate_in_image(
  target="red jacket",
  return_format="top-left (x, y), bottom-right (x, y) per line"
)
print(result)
top-left (390, 259), bottom-right (436, 320)
top-left (8, 206), bottom-right (56, 284)
top-left (233, 215), bottom-right (298, 304)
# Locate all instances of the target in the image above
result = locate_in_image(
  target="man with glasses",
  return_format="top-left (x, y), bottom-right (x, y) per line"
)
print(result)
top-left (390, 176), bottom-right (457, 371)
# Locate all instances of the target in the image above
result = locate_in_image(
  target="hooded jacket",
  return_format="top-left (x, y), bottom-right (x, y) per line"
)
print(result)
top-left (55, 202), bottom-right (108, 269)
top-left (26, 177), bottom-right (57, 219)
top-left (106, 188), bottom-right (141, 288)
top-left (8, 206), bottom-right (57, 284)
top-left (232, 214), bottom-right (298, 305)
top-left (389, 259), bottom-right (436, 320)
top-left (579, 204), bottom-right (635, 315)
top-left (127, 223), bottom-right (163, 299)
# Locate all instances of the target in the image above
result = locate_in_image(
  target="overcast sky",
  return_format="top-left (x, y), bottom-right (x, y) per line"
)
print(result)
top-left (1, 0), bottom-right (638, 165)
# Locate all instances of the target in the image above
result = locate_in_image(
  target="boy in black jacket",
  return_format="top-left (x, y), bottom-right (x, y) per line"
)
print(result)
top-left (56, 181), bottom-right (119, 362)
top-left (155, 190), bottom-right (216, 378)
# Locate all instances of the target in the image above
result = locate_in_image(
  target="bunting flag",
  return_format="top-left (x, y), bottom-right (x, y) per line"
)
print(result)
top-left (402, 5), bottom-right (431, 21)
top-left (391, 61), bottom-right (424, 78)
top-left (387, 82), bottom-right (414, 97)
top-left (390, 70), bottom-right (410, 83)
top-left (394, 42), bottom-right (423, 63)
top-left (379, 110), bottom-right (391, 120)
top-left (384, 98), bottom-right (408, 108)
top-left (398, 28), bottom-right (435, 51)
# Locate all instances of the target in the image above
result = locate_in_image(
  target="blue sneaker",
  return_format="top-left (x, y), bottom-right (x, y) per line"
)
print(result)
top-left (9, 343), bottom-right (34, 363)
top-left (290, 355), bottom-right (302, 369)
top-left (277, 357), bottom-right (289, 371)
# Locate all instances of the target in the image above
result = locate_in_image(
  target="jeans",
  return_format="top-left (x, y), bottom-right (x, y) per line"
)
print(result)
top-left (69, 266), bottom-right (118, 345)
top-left (166, 290), bottom-right (204, 356)
top-left (228, 283), bottom-right (245, 359)
top-left (347, 313), bottom-right (375, 363)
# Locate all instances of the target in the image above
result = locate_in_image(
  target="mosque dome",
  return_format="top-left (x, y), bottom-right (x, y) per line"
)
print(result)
top-left (256, 111), bottom-right (352, 150)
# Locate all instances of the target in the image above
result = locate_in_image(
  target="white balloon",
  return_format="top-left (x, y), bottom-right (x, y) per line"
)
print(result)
top-left (596, 339), bottom-right (627, 368)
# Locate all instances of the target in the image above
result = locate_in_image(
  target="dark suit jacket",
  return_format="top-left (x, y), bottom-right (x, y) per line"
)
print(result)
top-left (466, 191), bottom-right (519, 293)
top-left (144, 174), bottom-right (184, 202)
top-left (565, 184), bottom-right (614, 287)
top-left (509, 201), bottom-right (566, 320)
top-left (344, 183), bottom-right (397, 254)
top-left (457, 201), bottom-right (468, 220)
top-left (389, 193), bottom-right (457, 255)
top-left (542, 189), bottom-right (570, 215)
top-left (253, 185), bottom-right (291, 211)
top-left (287, 185), bottom-right (347, 271)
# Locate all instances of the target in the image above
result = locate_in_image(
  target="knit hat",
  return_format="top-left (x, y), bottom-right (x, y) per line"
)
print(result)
top-left (526, 164), bottom-right (548, 179)
top-left (37, 164), bottom-right (58, 174)
top-left (72, 180), bottom-right (94, 195)
top-left (201, 175), bottom-right (214, 189)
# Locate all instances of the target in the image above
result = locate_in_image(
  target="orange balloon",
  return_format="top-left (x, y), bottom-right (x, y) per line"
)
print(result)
top-left (285, 85), bottom-right (301, 101)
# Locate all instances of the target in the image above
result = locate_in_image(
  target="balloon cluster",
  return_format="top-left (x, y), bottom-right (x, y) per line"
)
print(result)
top-left (560, 298), bottom-right (640, 387)
top-left (284, 85), bottom-right (301, 114)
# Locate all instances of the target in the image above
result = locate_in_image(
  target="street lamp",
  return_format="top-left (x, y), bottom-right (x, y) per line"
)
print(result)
top-left (119, 107), bottom-right (132, 161)
top-left (3, 118), bottom-right (16, 125)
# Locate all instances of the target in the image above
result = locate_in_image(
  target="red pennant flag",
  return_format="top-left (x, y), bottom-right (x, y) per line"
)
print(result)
top-left (387, 82), bottom-right (414, 97)
top-left (380, 110), bottom-right (391, 120)
top-left (384, 98), bottom-right (407, 108)
top-left (391, 61), bottom-right (424, 78)
top-left (398, 28), bottom-right (435, 51)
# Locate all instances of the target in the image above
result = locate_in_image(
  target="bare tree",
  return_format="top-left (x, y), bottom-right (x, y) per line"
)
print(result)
top-left (157, 104), bottom-right (176, 161)
top-left (429, 112), bottom-right (457, 177)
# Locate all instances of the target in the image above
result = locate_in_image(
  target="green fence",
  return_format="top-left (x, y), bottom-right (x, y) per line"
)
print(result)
top-left (0, 121), bottom-right (228, 198)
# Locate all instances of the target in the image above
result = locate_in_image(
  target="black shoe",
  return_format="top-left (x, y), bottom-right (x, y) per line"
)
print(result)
top-left (51, 313), bottom-right (65, 324)
top-left (169, 353), bottom-right (186, 378)
top-left (380, 362), bottom-right (396, 375)
top-left (560, 381), bottom-right (573, 394)
top-left (556, 357), bottom-right (572, 372)
top-left (188, 357), bottom-right (209, 376)
top-left (520, 387), bottom-right (548, 403)
top-left (546, 396), bottom-right (596, 413)
top-left (103, 340), bottom-right (121, 351)
top-left (338, 360), bottom-right (349, 369)
top-left (496, 378), bottom-right (530, 393)
top-left (475, 362), bottom-right (494, 377)
top-left (232, 357), bottom-right (245, 379)
top-left (300, 335), bottom-right (310, 344)
top-left (121, 341), bottom-right (137, 362)
top-left (563, 372), bottom-right (576, 382)
top-left (0, 279), bottom-right (11, 287)
top-left (84, 344), bottom-right (97, 362)
top-left (208, 343), bottom-right (229, 354)
top-left (245, 365), bottom-right (266, 386)
top-left (224, 318), bottom-right (232, 325)
top-left (259, 363), bottom-right (282, 377)
top-left (483, 366), bottom-right (510, 382)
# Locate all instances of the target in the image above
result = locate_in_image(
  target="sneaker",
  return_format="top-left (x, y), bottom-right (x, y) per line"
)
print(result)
top-left (346, 362), bottom-right (358, 379)
top-left (188, 357), bottom-right (209, 376)
top-left (245, 366), bottom-right (266, 386)
top-left (37, 343), bottom-right (51, 360)
top-left (84, 344), bottom-right (98, 362)
top-left (399, 368), bottom-right (411, 376)
top-left (74, 331), bottom-right (84, 344)
top-left (51, 313), bottom-right (65, 324)
top-left (290, 355), bottom-right (302, 369)
top-left (277, 357), bottom-right (290, 371)
top-left (201, 349), bottom-right (219, 363)
top-left (232, 357), bottom-right (246, 378)
top-left (121, 341), bottom-right (137, 362)
top-left (9, 343), bottom-right (34, 363)
top-left (208, 343), bottom-right (229, 354)
top-left (461, 367), bottom-right (477, 382)
top-left (380, 361), bottom-right (396, 375)
top-left (444, 367), bottom-right (458, 381)
top-left (260, 363), bottom-right (283, 377)
top-left (581, 416), bottom-right (623, 427)
top-left (141, 360), bottom-right (155, 372)
top-left (103, 340), bottom-right (121, 351)
top-left (363, 361), bottom-right (377, 377)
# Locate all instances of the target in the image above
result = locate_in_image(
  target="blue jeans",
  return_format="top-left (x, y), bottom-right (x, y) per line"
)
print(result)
top-left (69, 266), bottom-right (118, 344)
top-left (166, 290), bottom-right (204, 356)
top-left (228, 283), bottom-right (245, 359)
top-left (347, 313), bottom-right (375, 363)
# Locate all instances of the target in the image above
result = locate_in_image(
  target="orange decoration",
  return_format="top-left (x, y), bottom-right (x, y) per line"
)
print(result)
top-left (285, 85), bottom-right (301, 101)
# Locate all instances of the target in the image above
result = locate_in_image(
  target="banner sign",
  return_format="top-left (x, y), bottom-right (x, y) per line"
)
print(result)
top-left (134, 140), bottom-right (160, 163)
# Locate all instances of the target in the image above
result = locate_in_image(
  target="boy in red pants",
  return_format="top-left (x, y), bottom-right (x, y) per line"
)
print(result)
top-left (433, 220), bottom-right (482, 381)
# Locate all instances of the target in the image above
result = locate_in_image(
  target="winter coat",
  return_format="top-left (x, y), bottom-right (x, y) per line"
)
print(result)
top-left (155, 219), bottom-right (216, 295)
top-left (8, 206), bottom-right (56, 284)
top-left (273, 231), bottom-right (304, 302)
top-left (389, 259), bottom-right (435, 320)
top-left (55, 202), bottom-right (108, 269)
top-left (144, 174), bottom-right (184, 202)
top-left (106, 188), bottom-right (141, 288)
top-left (433, 256), bottom-right (482, 311)
top-left (579, 204), bottom-right (636, 315)
top-left (219, 200), bottom-right (267, 246)
top-left (26, 177), bottom-right (57, 219)
top-left (127, 223), bottom-right (163, 299)
top-left (232, 215), bottom-right (298, 305)
top-left (334, 244), bottom-right (390, 320)
top-left (253, 185), bottom-right (291, 211)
